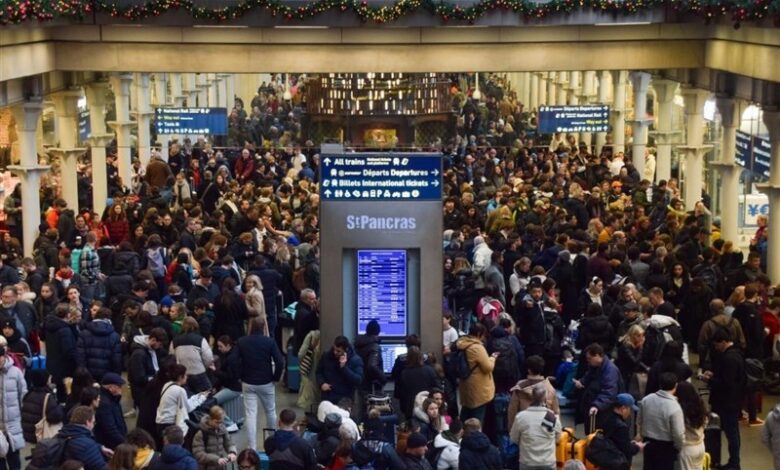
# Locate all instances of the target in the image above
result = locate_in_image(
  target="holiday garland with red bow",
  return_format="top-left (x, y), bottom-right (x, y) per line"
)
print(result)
top-left (0, 0), bottom-right (776, 26)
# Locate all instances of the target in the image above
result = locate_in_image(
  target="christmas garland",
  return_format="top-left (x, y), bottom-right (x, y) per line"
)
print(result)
top-left (0, 0), bottom-right (777, 26)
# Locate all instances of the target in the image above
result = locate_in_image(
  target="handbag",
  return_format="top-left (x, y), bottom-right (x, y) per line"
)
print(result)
top-left (585, 430), bottom-right (628, 468)
top-left (35, 393), bottom-right (62, 441)
top-left (628, 371), bottom-right (648, 400)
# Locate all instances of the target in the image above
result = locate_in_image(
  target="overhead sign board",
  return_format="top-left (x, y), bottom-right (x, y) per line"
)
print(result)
top-left (538, 105), bottom-right (610, 133)
top-left (155, 107), bottom-right (228, 135)
top-left (735, 130), bottom-right (751, 168)
top-left (78, 109), bottom-right (91, 145)
top-left (734, 130), bottom-right (772, 179)
top-left (320, 153), bottom-right (442, 201)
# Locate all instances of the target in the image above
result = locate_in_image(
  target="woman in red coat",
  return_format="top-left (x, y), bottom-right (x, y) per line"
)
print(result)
top-left (104, 203), bottom-right (130, 246)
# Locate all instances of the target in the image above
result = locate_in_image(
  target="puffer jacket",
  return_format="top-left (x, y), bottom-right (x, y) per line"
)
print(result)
top-left (150, 444), bottom-right (197, 470)
top-left (0, 358), bottom-right (27, 451)
top-left (60, 423), bottom-right (108, 470)
top-left (76, 319), bottom-right (123, 381)
top-left (762, 404), bottom-right (780, 470)
top-left (21, 387), bottom-right (63, 444)
top-left (354, 334), bottom-right (384, 391)
top-left (95, 387), bottom-right (127, 450)
top-left (191, 416), bottom-right (237, 470)
top-left (576, 314), bottom-right (615, 352)
top-left (44, 315), bottom-right (78, 380)
top-left (173, 332), bottom-right (214, 377)
top-left (432, 432), bottom-right (460, 470)
top-left (458, 431), bottom-right (502, 470)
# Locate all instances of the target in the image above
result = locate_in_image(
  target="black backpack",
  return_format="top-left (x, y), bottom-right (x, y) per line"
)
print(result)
top-left (27, 436), bottom-right (70, 470)
top-left (426, 445), bottom-right (445, 468)
top-left (746, 358), bottom-right (765, 390)
top-left (451, 343), bottom-right (478, 381)
top-left (491, 336), bottom-right (519, 384)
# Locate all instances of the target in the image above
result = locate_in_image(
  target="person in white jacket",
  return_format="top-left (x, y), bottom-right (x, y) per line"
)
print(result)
top-left (761, 404), bottom-right (780, 470)
top-left (472, 236), bottom-right (493, 276)
top-left (432, 419), bottom-right (463, 470)
top-left (156, 364), bottom-right (208, 437)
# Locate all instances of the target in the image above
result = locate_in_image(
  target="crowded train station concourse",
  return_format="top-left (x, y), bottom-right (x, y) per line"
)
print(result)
top-left (0, 1), bottom-right (779, 469)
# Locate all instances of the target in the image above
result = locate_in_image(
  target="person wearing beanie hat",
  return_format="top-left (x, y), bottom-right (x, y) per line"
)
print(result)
top-left (354, 319), bottom-right (385, 421)
top-left (21, 369), bottom-right (63, 444)
top-left (402, 432), bottom-right (432, 470)
top-left (313, 413), bottom-right (342, 467)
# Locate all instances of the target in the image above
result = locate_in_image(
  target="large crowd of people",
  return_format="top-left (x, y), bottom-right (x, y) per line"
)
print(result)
top-left (0, 73), bottom-right (775, 470)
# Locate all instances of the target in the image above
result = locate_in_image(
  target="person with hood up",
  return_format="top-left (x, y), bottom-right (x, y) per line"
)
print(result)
top-left (264, 409), bottom-right (317, 470)
top-left (455, 323), bottom-right (496, 423)
top-left (128, 328), bottom-right (169, 409)
top-left (316, 335), bottom-right (363, 405)
top-left (1, 320), bottom-right (31, 371)
top-left (75, 307), bottom-right (122, 382)
top-left (351, 415), bottom-right (405, 470)
top-left (150, 425), bottom-right (197, 470)
top-left (458, 418), bottom-right (502, 470)
top-left (761, 404), bottom-right (780, 470)
top-left (0, 343), bottom-right (27, 469)
top-left (60, 406), bottom-right (111, 470)
top-left (317, 399), bottom-right (360, 441)
top-left (44, 303), bottom-right (79, 402)
top-left (411, 397), bottom-right (449, 443)
top-left (507, 355), bottom-right (560, 431)
top-left (471, 236), bottom-right (493, 279)
top-left (432, 418), bottom-right (463, 470)
top-left (191, 406), bottom-right (237, 470)
top-left (21, 369), bottom-right (64, 444)
top-left (313, 413), bottom-right (343, 467)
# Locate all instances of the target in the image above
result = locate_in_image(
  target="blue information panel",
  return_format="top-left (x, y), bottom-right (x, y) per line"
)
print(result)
top-left (735, 130), bottom-right (772, 179)
top-left (735, 130), bottom-right (751, 168)
top-left (155, 107), bottom-right (228, 135)
top-left (538, 105), bottom-right (610, 134)
top-left (357, 250), bottom-right (407, 337)
top-left (78, 109), bottom-right (91, 145)
top-left (320, 153), bottom-right (441, 201)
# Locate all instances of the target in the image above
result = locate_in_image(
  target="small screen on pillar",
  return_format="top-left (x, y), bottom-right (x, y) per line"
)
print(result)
top-left (154, 107), bottom-right (228, 135)
top-left (356, 249), bottom-right (407, 337)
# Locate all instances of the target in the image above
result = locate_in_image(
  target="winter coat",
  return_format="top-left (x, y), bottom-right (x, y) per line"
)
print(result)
top-left (292, 301), bottom-right (318, 352)
top-left (173, 332), bottom-right (214, 377)
top-left (129, 335), bottom-right (169, 398)
top-left (708, 345), bottom-right (746, 415)
top-left (213, 295), bottom-right (248, 341)
top-left (191, 416), bottom-right (237, 470)
top-left (44, 315), bottom-right (78, 380)
top-left (410, 403), bottom-right (448, 443)
top-left (646, 358), bottom-right (692, 395)
top-left (60, 423), bottom-right (108, 470)
top-left (21, 387), bottom-right (63, 444)
top-left (237, 331), bottom-right (285, 385)
top-left (761, 405), bottom-right (780, 470)
top-left (402, 454), bottom-right (433, 470)
top-left (398, 364), bottom-right (439, 419)
top-left (353, 436), bottom-right (405, 470)
top-left (576, 315), bottom-right (615, 352)
top-left (509, 406), bottom-right (561, 468)
top-left (515, 294), bottom-right (545, 347)
top-left (458, 431), bottom-right (502, 470)
top-left (76, 319), bottom-right (123, 381)
top-left (507, 376), bottom-right (560, 431)
top-left (264, 429), bottom-right (318, 470)
top-left (316, 347), bottom-right (363, 404)
top-left (245, 287), bottom-right (266, 322)
top-left (313, 427), bottom-right (341, 466)
top-left (150, 444), bottom-right (198, 470)
top-left (579, 357), bottom-right (621, 419)
top-left (0, 301), bottom-right (37, 339)
top-left (354, 334), bottom-right (384, 392)
top-left (697, 314), bottom-right (746, 370)
top-left (455, 335), bottom-right (495, 409)
top-left (733, 301), bottom-right (765, 359)
top-left (213, 346), bottom-right (241, 392)
top-left (113, 249), bottom-right (142, 276)
top-left (0, 358), bottom-right (27, 451)
top-left (95, 387), bottom-right (127, 450)
top-left (432, 432), bottom-right (460, 470)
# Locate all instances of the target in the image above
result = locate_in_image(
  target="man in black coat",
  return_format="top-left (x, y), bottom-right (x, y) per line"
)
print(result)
top-left (249, 255), bottom-right (282, 337)
top-left (458, 418), bottom-right (502, 470)
top-left (292, 289), bottom-right (318, 351)
top-left (128, 328), bottom-right (169, 407)
top-left (264, 409), bottom-right (318, 470)
top-left (44, 303), bottom-right (78, 402)
top-left (179, 218), bottom-right (199, 252)
top-left (76, 307), bottom-right (122, 382)
top-left (514, 278), bottom-right (546, 358)
top-left (94, 373), bottom-right (128, 450)
top-left (702, 329), bottom-right (746, 470)
top-left (602, 393), bottom-right (643, 468)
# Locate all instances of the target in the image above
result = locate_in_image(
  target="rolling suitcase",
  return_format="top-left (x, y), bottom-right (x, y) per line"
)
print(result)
top-left (556, 428), bottom-right (575, 469)
top-left (571, 415), bottom-right (598, 470)
top-left (704, 412), bottom-right (721, 467)
top-left (286, 342), bottom-right (300, 392)
top-left (222, 392), bottom-right (245, 425)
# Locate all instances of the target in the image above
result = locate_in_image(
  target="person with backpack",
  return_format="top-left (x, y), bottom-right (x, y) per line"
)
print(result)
top-left (645, 341), bottom-right (692, 395)
top-left (431, 418), bottom-right (462, 470)
top-left (507, 356), bottom-right (560, 432)
top-left (54, 406), bottom-right (110, 470)
top-left (402, 432), bottom-right (434, 470)
top-left (454, 323), bottom-right (496, 423)
top-left (698, 298), bottom-right (745, 369)
top-left (144, 235), bottom-right (169, 301)
top-left (733, 284), bottom-right (766, 426)
top-left (509, 385), bottom-right (561, 470)
top-left (487, 317), bottom-right (525, 394)
top-left (352, 416), bottom-right (405, 470)
top-left (457, 418), bottom-right (502, 470)
top-left (701, 328), bottom-right (746, 470)
top-left (190, 406), bottom-right (237, 470)
top-left (263, 409), bottom-right (317, 470)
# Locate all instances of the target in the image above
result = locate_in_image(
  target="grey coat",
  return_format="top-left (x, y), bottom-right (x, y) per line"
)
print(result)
top-left (191, 416), bottom-right (236, 470)
top-left (0, 358), bottom-right (28, 451)
top-left (761, 405), bottom-right (780, 470)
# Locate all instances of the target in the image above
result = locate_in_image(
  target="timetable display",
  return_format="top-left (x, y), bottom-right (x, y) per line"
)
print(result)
top-left (538, 105), bottom-right (610, 133)
top-left (155, 107), bottom-right (228, 135)
top-left (357, 250), bottom-right (407, 337)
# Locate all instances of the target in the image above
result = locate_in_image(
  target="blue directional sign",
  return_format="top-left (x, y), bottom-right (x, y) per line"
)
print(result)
top-left (320, 153), bottom-right (442, 201)
top-left (735, 130), bottom-right (772, 179)
top-left (735, 130), bottom-right (751, 168)
top-left (78, 109), bottom-right (91, 145)
top-left (538, 105), bottom-right (610, 134)
top-left (155, 107), bottom-right (228, 135)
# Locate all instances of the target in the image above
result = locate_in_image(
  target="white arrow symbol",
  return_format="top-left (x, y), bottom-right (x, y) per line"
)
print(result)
top-left (323, 157), bottom-right (332, 166)
top-left (432, 180), bottom-right (440, 187)
top-left (324, 190), bottom-right (332, 197)
top-left (431, 169), bottom-right (440, 176)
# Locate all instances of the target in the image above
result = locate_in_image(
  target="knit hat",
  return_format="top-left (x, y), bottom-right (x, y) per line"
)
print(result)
top-left (406, 432), bottom-right (428, 449)
top-left (324, 413), bottom-right (342, 428)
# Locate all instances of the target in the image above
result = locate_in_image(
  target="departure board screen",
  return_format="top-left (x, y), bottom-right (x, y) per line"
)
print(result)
top-left (357, 250), bottom-right (407, 337)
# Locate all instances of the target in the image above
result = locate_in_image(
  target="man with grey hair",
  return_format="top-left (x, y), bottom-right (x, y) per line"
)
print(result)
top-left (509, 385), bottom-right (561, 470)
top-left (697, 298), bottom-right (746, 371)
top-left (293, 288), bottom-right (319, 351)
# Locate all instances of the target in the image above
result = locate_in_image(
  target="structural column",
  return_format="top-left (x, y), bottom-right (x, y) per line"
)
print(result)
top-left (184, 73), bottom-right (199, 107)
top-left (611, 70), bottom-right (628, 155)
top-left (208, 74), bottom-right (219, 108)
top-left (8, 99), bottom-right (49, 256)
top-left (196, 74), bottom-right (209, 107)
top-left (547, 72), bottom-right (557, 107)
top-left (225, 74), bottom-right (236, 110)
top-left (529, 73), bottom-right (539, 111)
top-left (538, 73), bottom-right (548, 107)
top-left (580, 71), bottom-right (596, 153)
top-left (680, 87), bottom-right (713, 209)
top-left (567, 72), bottom-right (581, 146)
top-left (133, 73), bottom-right (154, 167)
top-left (711, 96), bottom-right (744, 244)
top-left (595, 70), bottom-right (611, 156)
top-left (757, 110), bottom-right (780, 282)
top-left (520, 72), bottom-right (531, 109)
top-left (85, 80), bottom-right (113, 217)
top-left (556, 72), bottom-right (568, 107)
top-left (651, 79), bottom-right (680, 183)
top-left (108, 73), bottom-right (134, 188)
top-left (49, 90), bottom-right (87, 211)
top-left (629, 72), bottom-right (652, 177)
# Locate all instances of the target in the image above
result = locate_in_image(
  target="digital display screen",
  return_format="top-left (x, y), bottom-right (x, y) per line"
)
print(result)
top-left (380, 344), bottom-right (407, 374)
top-left (78, 109), bottom-right (91, 145)
top-left (538, 105), bottom-right (610, 134)
top-left (155, 107), bottom-right (228, 135)
top-left (357, 249), bottom-right (407, 337)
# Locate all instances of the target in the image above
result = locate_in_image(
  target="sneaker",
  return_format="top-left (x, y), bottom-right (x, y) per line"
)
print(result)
top-left (749, 418), bottom-right (765, 427)
top-left (123, 409), bottom-right (136, 418)
top-left (226, 423), bottom-right (239, 433)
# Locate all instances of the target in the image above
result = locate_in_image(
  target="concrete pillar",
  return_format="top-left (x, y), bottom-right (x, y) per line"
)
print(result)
top-left (758, 109), bottom-right (780, 282)
top-left (217, 74), bottom-right (230, 109)
top-left (108, 73), bottom-right (134, 188)
top-left (629, 72), bottom-right (652, 177)
top-left (153, 73), bottom-right (166, 107)
top-left (595, 71), bottom-right (611, 156)
top-left (85, 80), bottom-right (113, 217)
top-left (8, 99), bottom-right (49, 256)
top-left (538, 73), bottom-right (548, 107)
top-left (680, 87), bottom-right (713, 209)
top-left (133, 73), bottom-right (154, 167)
top-left (49, 90), bottom-right (87, 211)
top-left (651, 79), bottom-right (680, 183)
top-left (225, 74), bottom-right (236, 111)
top-left (529, 73), bottom-right (540, 111)
top-left (567, 72), bottom-right (581, 147)
top-left (711, 97), bottom-right (745, 244)
top-left (196, 74), bottom-right (209, 107)
top-left (547, 72), bottom-right (557, 106)
top-left (520, 72), bottom-right (531, 109)
top-left (611, 70), bottom-right (628, 155)
top-left (208, 74), bottom-right (218, 108)
top-left (184, 73), bottom-right (199, 107)
top-left (556, 72), bottom-right (568, 107)
top-left (580, 71), bottom-right (596, 153)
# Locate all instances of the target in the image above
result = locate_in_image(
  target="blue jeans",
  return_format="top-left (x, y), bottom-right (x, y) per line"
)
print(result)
top-left (720, 409), bottom-right (741, 468)
top-left (214, 388), bottom-right (241, 427)
top-left (243, 382), bottom-right (277, 450)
